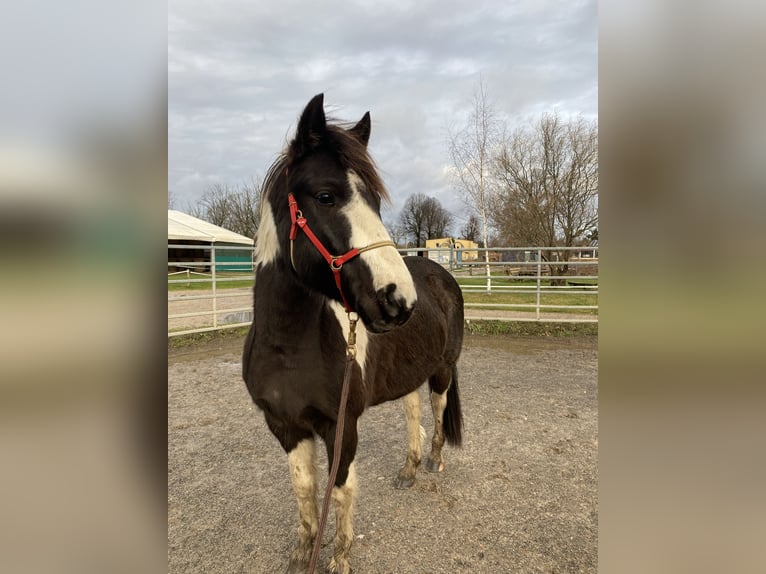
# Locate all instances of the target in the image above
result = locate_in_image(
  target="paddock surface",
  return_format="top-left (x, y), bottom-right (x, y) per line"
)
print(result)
top-left (168, 334), bottom-right (598, 573)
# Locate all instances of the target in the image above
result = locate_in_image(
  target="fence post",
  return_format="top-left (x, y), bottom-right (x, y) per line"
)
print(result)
top-left (485, 248), bottom-right (492, 294)
top-left (211, 244), bottom-right (217, 328)
top-left (536, 248), bottom-right (542, 320)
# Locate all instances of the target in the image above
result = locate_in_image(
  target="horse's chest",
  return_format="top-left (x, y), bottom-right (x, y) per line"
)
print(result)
top-left (247, 347), bottom-right (345, 421)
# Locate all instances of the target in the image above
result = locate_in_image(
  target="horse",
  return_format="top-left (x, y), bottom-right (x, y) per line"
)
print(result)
top-left (242, 94), bottom-right (464, 574)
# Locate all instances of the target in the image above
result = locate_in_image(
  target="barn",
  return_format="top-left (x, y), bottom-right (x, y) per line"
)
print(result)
top-left (425, 237), bottom-right (479, 265)
top-left (167, 210), bottom-right (254, 273)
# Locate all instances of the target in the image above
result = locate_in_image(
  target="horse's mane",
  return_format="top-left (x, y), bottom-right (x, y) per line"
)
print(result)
top-left (260, 119), bottom-right (390, 205)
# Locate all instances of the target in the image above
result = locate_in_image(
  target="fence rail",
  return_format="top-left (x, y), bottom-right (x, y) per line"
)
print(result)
top-left (168, 244), bottom-right (598, 337)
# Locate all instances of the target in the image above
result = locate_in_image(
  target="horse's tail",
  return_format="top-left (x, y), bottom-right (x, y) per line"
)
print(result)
top-left (443, 365), bottom-right (463, 447)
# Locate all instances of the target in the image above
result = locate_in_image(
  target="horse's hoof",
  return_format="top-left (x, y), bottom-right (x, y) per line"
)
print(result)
top-left (394, 475), bottom-right (416, 489)
top-left (326, 556), bottom-right (351, 574)
top-left (424, 456), bottom-right (444, 473)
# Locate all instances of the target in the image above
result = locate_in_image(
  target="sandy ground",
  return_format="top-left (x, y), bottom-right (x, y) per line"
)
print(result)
top-left (168, 288), bottom-right (253, 332)
top-left (168, 334), bottom-right (598, 573)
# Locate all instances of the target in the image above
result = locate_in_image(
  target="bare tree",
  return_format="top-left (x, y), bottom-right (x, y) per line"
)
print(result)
top-left (398, 193), bottom-right (454, 247)
top-left (168, 191), bottom-right (177, 210)
top-left (448, 79), bottom-right (503, 291)
top-left (493, 113), bottom-right (598, 282)
top-left (459, 214), bottom-right (481, 244)
top-left (384, 220), bottom-right (408, 248)
top-left (188, 179), bottom-right (261, 239)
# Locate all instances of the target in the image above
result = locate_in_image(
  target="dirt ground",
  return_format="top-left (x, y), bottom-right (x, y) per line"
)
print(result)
top-left (168, 333), bottom-right (598, 574)
top-left (168, 288), bottom-right (252, 332)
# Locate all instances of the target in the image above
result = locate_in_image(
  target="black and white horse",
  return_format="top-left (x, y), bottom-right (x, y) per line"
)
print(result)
top-left (242, 94), bottom-right (464, 574)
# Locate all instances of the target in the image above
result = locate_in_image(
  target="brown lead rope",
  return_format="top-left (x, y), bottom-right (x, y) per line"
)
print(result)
top-left (307, 312), bottom-right (358, 574)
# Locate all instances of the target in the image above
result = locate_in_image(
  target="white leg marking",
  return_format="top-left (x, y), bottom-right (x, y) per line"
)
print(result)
top-left (428, 390), bottom-right (448, 472)
top-left (287, 439), bottom-right (318, 559)
top-left (254, 200), bottom-right (280, 266)
top-left (328, 462), bottom-right (357, 574)
top-left (396, 390), bottom-right (423, 488)
top-left (403, 391), bottom-right (424, 464)
top-left (431, 389), bottom-right (448, 429)
top-left (343, 171), bottom-right (417, 307)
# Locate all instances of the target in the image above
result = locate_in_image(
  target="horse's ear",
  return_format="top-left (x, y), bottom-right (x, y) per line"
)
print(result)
top-left (350, 111), bottom-right (371, 147)
top-left (293, 93), bottom-right (327, 156)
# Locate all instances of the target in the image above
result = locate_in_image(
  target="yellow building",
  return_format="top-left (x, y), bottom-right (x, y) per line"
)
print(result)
top-left (425, 238), bottom-right (479, 264)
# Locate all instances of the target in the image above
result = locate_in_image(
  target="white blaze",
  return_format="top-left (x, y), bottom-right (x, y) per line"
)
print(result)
top-left (342, 171), bottom-right (417, 307)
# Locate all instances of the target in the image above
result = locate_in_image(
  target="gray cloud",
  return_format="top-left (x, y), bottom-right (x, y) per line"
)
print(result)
top-left (169, 0), bottom-right (597, 221)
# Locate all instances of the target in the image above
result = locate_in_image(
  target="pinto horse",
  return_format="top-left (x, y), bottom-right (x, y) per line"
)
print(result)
top-left (242, 94), bottom-right (464, 574)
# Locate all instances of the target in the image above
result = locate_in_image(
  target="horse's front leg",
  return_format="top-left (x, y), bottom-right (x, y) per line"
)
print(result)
top-left (324, 418), bottom-right (359, 574)
top-left (286, 438), bottom-right (319, 574)
top-left (395, 390), bottom-right (423, 489)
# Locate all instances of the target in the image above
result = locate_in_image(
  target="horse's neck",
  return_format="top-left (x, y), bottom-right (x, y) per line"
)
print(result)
top-left (254, 262), bottom-right (324, 342)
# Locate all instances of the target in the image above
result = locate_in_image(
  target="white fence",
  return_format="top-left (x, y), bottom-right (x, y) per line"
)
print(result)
top-left (168, 244), bottom-right (255, 337)
top-left (168, 244), bottom-right (598, 337)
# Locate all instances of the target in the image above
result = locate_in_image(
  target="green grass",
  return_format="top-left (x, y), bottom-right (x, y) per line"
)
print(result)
top-left (168, 322), bottom-right (596, 349)
top-left (168, 326), bottom-right (250, 349)
top-left (455, 273), bottom-right (597, 314)
top-left (168, 321), bottom-right (598, 349)
top-left (464, 320), bottom-right (598, 337)
top-left (456, 275), bottom-right (596, 287)
top-left (168, 271), bottom-right (254, 291)
top-left (462, 290), bottom-right (598, 315)
top-left (456, 276), bottom-right (537, 287)
top-left (168, 272), bottom-right (597, 315)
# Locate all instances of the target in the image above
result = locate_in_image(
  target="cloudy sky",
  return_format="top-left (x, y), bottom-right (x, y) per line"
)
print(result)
top-left (168, 0), bottom-right (597, 228)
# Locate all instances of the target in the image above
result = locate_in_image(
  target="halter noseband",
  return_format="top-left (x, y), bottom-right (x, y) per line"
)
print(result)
top-left (287, 189), bottom-right (396, 312)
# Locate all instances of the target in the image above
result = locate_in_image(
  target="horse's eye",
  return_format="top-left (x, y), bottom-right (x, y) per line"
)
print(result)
top-left (315, 192), bottom-right (335, 206)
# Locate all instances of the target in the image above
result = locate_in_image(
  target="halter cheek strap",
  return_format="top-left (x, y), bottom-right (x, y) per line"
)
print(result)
top-left (287, 191), bottom-right (395, 312)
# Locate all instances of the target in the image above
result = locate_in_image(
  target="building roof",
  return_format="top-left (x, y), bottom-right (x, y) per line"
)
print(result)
top-left (168, 210), bottom-right (254, 245)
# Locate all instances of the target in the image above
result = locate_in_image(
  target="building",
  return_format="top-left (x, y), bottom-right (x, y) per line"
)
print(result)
top-left (424, 237), bottom-right (479, 265)
top-left (167, 210), bottom-right (254, 273)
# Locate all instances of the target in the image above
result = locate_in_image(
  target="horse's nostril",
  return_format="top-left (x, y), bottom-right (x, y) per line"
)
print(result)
top-left (375, 283), bottom-right (413, 327)
top-left (385, 284), bottom-right (399, 307)
top-left (378, 284), bottom-right (402, 316)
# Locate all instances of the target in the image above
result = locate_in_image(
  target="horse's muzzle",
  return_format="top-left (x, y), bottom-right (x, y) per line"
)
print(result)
top-left (364, 283), bottom-right (414, 333)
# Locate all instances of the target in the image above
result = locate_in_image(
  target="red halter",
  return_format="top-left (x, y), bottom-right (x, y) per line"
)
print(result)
top-left (287, 192), bottom-right (395, 312)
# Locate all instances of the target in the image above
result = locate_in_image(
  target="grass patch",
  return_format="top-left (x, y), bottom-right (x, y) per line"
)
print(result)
top-left (464, 320), bottom-right (597, 337)
top-left (168, 272), bottom-right (254, 291)
top-left (454, 274), bottom-right (528, 287)
top-left (462, 290), bottom-right (598, 314)
top-left (168, 326), bottom-right (250, 349)
top-left (168, 321), bottom-right (596, 350)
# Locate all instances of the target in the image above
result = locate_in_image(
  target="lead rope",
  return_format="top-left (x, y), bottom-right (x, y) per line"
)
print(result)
top-left (307, 312), bottom-right (358, 574)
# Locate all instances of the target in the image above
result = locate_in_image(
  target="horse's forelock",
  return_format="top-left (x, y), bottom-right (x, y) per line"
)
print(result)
top-left (326, 124), bottom-right (389, 204)
top-left (262, 120), bottom-right (390, 206)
